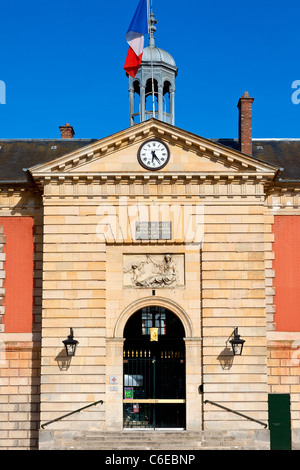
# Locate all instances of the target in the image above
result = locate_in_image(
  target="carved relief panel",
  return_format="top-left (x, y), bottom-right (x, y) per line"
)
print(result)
top-left (123, 254), bottom-right (185, 288)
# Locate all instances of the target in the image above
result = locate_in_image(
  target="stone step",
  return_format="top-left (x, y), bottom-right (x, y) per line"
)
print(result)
top-left (77, 437), bottom-right (239, 445)
top-left (45, 444), bottom-right (267, 451)
top-left (39, 429), bottom-right (270, 450)
top-left (73, 431), bottom-right (234, 439)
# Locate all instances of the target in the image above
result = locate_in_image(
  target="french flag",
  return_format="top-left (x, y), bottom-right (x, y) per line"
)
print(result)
top-left (124, 0), bottom-right (149, 78)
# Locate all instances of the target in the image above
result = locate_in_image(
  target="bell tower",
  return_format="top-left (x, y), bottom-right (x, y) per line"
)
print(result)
top-left (128, 8), bottom-right (178, 126)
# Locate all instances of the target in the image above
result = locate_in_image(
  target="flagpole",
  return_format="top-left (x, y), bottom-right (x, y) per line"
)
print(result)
top-left (148, 0), bottom-right (156, 119)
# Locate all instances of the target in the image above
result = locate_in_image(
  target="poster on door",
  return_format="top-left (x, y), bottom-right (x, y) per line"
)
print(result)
top-left (124, 387), bottom-right (133, 399)
top-left (133, 404), bottom-right (140, 413)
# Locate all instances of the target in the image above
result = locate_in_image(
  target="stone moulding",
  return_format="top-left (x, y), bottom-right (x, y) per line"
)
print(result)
top-left (33, 173), bottom-right (272, 198)
top-left (113, 296), bottom-right (193, 339)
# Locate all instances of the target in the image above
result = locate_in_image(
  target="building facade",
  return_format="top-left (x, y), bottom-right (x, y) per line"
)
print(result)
top-left (1, 13), bottom-right (300, 451)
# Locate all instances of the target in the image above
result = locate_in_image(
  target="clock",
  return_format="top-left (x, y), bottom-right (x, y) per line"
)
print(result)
top-left (137, 139), bottom-right (170, 171)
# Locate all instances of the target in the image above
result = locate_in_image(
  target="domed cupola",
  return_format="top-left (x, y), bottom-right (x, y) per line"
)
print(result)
top-left (128, 7), bottom-right (178, 126)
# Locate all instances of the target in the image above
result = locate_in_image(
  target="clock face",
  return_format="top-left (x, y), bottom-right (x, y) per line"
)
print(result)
top-left (137, 139), bottom-right (170, 170)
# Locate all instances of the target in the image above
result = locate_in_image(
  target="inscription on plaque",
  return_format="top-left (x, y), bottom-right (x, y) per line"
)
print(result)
top-left (135, 222), bottom-right (172, 240)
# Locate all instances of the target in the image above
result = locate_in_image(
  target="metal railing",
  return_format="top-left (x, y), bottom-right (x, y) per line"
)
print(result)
top-left (41, 398), bottom-right (267, 429)
top-left (131, 111), bottom-right (173, 125)
top-left (204, 399), bottom-right (268, 428)
top-left (41, 399), bottom-right (104, 429)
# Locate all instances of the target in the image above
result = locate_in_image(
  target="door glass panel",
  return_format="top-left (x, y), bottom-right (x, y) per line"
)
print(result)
top-left (123, 403), bottom-right (185, 429)
top-left (155, 404), bottom-right (185, 428)
top-left (124, 403), bottom-right (152, 428)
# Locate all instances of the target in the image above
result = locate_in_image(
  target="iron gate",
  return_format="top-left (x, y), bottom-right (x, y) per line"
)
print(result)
top-left (123, 348), bottom-right (185, 428)
top-left (123, 306), bottom-right (186, 429)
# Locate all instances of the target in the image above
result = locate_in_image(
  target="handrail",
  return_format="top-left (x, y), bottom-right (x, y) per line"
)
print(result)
top-left (204, 399), bottom-right (268, 428)
top-left (41, 399), bottom-right (104, 429)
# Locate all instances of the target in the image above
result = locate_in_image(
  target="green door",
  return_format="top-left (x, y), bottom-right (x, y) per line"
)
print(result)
top-left (268, 394), bottom-right (291, 450)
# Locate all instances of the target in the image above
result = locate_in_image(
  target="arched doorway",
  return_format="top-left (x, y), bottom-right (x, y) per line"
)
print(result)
top-left (123, 306), bottom-right (186, 429)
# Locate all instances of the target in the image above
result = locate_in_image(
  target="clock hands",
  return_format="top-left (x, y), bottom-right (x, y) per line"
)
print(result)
top-left (151, 150), bottom-right (161, 164)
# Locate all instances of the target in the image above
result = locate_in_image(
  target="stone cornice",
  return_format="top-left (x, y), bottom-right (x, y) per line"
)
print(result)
top-left (267, 182), bottom-right (300, 192)
top-left (34, 171), bottom-right (273, 187)
top-left (266, 184), bottom-right (300, 210)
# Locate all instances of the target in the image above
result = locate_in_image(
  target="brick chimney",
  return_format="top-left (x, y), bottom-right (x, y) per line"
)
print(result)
top-left (59, 123), bottom-right (75, 139)
top-left (237, 91), bottom-right (254, 155)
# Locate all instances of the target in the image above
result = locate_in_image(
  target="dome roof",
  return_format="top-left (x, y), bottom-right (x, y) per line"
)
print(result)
top-left (142, 46), bottom-right (177, 68)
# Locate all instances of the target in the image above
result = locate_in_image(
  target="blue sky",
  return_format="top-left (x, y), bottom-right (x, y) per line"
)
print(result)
top-left (0, 0), bottom-right (299, 139)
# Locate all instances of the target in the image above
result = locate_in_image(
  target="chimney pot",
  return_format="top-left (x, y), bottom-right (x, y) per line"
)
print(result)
top-left (237, 92), bottom-right (254, 155)
top-left (59, 123), bottom-right (75, 139)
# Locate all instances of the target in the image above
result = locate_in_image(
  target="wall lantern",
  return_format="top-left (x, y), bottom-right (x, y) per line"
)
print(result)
top-left (229, 327), bottom-right (245, 356)
top-left (63, 328), bottom-right (78, 357)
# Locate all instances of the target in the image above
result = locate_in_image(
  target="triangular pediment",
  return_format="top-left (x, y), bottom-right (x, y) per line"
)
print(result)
top-left (29, 119), bottom-right (279, 183)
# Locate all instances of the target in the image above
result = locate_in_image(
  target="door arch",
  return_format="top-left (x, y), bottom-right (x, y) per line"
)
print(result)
top-left (123, 306), bottom-right (186, 429)
top-left (114, 296), bottom-right (193, 339)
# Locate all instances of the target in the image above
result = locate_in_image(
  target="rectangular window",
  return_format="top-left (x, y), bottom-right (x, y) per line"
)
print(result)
top-left (141, 308), bottom-right (166, 335)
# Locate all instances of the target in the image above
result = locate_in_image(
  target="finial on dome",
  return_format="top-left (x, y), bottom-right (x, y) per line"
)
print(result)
top-left (149, 6), bottom-right (157, 47)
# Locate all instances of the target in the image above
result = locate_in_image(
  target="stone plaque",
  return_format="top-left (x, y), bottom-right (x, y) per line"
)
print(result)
top-left (135, 222), bottom-right (172, 240)
top-left (123, 254), bottom-right (184, 288)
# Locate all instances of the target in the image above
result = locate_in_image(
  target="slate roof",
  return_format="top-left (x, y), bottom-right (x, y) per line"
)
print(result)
top-left (0, 137), bottom-right (299, 184)
top-left (215, 139), bottom-right (300, 181)
top-left (0, 139), bottom-right (97, 183)
top-left (253, 140), bottom-right (300, 181)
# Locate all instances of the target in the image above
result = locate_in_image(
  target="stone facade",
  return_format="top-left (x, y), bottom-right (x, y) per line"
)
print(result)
top-left (28, 120), bottom-right (276, 438)
top-left (0, 188), bottom-right (42, 450)
top-left (0, 119), bottom-right (300, 449)
top-left (0, 225), bottom-right (5, 331)
top-left (266, 188), bottom-right (300, 432)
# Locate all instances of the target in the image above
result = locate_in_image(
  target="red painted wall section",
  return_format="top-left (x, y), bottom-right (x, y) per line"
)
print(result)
top-left (1, 217), bottom-right (34, 333)
top-left (273, 215), bottom-right (300, 331)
